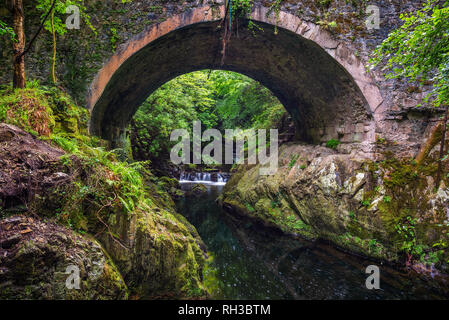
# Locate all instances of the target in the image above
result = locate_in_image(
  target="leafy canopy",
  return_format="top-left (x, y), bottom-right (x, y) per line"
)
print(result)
top-left (370, 0), bottom-right (449, 107)
top-left (130, 70), bottom-right (286, 162)
top-left (0, 20), bottom-right (15, 41)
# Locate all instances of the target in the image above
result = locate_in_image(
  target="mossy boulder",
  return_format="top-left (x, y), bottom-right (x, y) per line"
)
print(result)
top-left (0, 216), bottom-right (128, 300)
top-left (221, 143), bottom-right (449, 272)
top-left (0, 87), bottom-right (88, 138)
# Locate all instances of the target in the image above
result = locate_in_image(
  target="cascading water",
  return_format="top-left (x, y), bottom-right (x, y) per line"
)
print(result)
top-left (179, 171), bottom-right (230, 186)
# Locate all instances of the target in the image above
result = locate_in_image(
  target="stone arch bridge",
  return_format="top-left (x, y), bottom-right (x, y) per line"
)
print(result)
top-left (1, 0), bottom-right (435, 157)
top-left (85, 0), bottom-right (436, 158)
top-left (88, 4), bottom-right (381, 149)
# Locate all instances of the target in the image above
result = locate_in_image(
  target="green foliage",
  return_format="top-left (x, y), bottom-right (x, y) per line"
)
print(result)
top-left (318, 0), bottom-right (332, 8)
top-left (376, 136), bottom-right (386, 144)
top-left (148, 5), bottom-right (163, 14)
top-left (26, 79), bottom-right (41, 89)
top-left (284, 213), bottom-right (309, 231)
top-left (288, 154), bottom-right (299, 168)
top-left (230, 0), bottom-right (253, 19)
top-left (326, 139), bottom-right (340, 149)
top-left (211, 71), bottom-right (285, 130)
top-left (267, 0), bottom-right (283, 34)
top-left (340, 232), bottom-right (387, 258)
top-left (110, 27), bottom-right (119, 51)
top-left (395, 216), bottom-right (418, 255)
top-left (0, 80), bottom-right (207, 297)
top-left (0, 19), bottom-right (16, 41)
top-left (361, 199), bottom-right (371, 207)
top-left (317, 11), bottom-right (338, 31)
top-left (368, 238), bottom-right (378, 252)
top-left (36, 0), bottom-right (96, 83)
top-left (130, 70), bottom-right (287, 162)
top-left (0, 83), bottom-right (159, 228)
top-left (270, 199), bottom-right (280, 209)
top-left (245, 202), bottom-right (255, 212)
top-left (36, 0), bottom-right (96, 36)
top-left (370, 0), bottom-right (449, 108)
top-left (130, 71), bottom-right (215, 161)
top-left (394, 214), bottom-right (445, 266)
top-left (0, 83), bottom-right (88, 137)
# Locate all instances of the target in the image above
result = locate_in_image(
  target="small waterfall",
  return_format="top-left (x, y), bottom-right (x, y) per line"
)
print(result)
top-left (179, 171), bottom-right (230, 185)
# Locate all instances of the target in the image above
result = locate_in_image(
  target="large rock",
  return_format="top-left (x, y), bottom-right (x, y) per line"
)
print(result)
top-left (220, 143), bottom-right (449, 271)
top-left (0, 123), bottom-right (206, 299)
top-left (0, 216), bottom-right (128, 300)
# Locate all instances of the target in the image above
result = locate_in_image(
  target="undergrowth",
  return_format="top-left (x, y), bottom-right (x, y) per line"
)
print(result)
top-left (0, 82), bottom-right (179, 235)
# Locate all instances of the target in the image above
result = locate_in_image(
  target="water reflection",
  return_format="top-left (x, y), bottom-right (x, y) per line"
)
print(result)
top-left (176, 182), bottom-right (449, 300)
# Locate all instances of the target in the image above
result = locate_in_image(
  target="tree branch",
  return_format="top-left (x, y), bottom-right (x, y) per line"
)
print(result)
top-left (16, 0), bottom-right (57, 62)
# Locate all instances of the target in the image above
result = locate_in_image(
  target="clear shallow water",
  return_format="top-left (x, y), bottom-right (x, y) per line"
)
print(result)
top-left (176, 182), bottom-right (449, 300)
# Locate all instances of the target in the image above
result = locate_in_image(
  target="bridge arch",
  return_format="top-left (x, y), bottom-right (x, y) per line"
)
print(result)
top-left (87, 5), bottom-right (384, 150)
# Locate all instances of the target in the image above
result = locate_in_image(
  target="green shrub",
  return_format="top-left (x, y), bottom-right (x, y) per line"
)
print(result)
top-left (288, 154), bottom-right (299, 168)
top-left (326, 139), bottom-right (341, 149)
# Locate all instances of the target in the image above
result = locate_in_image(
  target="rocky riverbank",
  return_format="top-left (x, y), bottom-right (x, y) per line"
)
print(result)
top-left (219, 141), bottom-right (449, 275)
top-left (0, 122), bottom-right (207, 299)
top-left (0, 87), bottom-right (207, 299)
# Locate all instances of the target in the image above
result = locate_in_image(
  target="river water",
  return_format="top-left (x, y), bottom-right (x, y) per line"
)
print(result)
top-left (175, 179), bottom-right (449, 300)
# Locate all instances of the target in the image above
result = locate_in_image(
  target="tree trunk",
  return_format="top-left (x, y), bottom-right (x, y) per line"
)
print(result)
top-left (50, 8), bottom-right (56, 84)
top-left (436, 104), bottom-right (448, 189)
top-left (12, 0), bottom-right (26, 89)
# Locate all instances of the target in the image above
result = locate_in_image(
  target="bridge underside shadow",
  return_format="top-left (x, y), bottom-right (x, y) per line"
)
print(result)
top-left (88, 15), bottom-right (372, 148)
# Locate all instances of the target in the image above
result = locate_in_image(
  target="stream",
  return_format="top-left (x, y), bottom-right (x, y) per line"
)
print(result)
top-left (175, 173), bottom-right (449, 300)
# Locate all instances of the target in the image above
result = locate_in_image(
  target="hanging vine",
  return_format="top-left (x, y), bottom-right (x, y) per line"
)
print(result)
top-left (267, 0), bottom-right (283, 35)
top-left (219, 0), bottom-right (283, 64)
top-left (220, 0), bottom-right (254, 65)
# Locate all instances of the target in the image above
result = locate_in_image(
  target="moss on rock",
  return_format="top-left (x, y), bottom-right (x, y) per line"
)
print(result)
top-left (0, 86), bottom-right (207, 299)
top-left (0, 216), bottom-right (128, 300)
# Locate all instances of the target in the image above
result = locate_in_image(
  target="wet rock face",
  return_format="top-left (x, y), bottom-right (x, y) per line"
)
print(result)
top-left (96, 203), bottom-right (207, 299)
top-left (0, 216), bottom-right (128, 300)
top-left (221, 143), bottom-right (449, 267)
